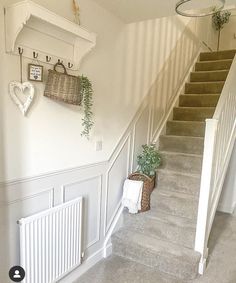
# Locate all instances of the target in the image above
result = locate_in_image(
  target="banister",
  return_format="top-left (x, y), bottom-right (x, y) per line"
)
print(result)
top-left (213, 55), bottom-right (236, 119)
top-left (194, 119), bottom-right (218, 274)
top-left (195, 53), bottom-right (236, 275)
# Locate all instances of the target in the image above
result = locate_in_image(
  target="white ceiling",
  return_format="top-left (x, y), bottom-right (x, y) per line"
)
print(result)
top-left (92, 0), bottom-right (236, 23)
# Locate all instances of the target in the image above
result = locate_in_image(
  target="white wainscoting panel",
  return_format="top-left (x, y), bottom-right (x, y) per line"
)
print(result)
top-left (105, 137), bottom-right (130, 234)
top-left (63, 176), bottom-right (102, 253)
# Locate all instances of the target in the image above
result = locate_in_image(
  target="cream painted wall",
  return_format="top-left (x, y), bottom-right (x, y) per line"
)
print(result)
top-left (0, 2), bottom-right (219, 281)
top-left (0, 0), bottom-right (211, 182)
top-left (0, 0), bottom-right (127, 181)
top-left (219, 141), bottom-right (236, 213)
top-left (218, 8), bottom-right (236, 50)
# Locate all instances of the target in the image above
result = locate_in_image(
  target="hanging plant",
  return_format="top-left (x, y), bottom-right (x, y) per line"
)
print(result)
top-left (80, 75), bottom-right (94, 139)
top-left (212, 10), bottom-right (231, 51)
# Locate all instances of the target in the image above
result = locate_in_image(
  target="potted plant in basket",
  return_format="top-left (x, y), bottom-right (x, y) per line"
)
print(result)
top-left (128, 144), bottom-right (161, 212)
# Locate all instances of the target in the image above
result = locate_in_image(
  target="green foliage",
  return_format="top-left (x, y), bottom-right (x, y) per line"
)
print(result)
top-left (80, 75), bottom-right (94, 139)
top-left (137, 144), bottom-right (161, 177)
top-left (212, 10), bottom-right (231, 31)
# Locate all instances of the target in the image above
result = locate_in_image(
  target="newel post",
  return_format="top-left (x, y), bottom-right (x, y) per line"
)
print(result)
top-left (194, 118), bottom-right (218, 274)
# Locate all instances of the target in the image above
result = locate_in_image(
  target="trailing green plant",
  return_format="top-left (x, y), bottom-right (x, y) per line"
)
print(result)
top-left (80, 75), bottom-right (94, 139)
top-left (212, 10), bottom-right (231, 51)
top-left (137, 144), bottom-right (161, 177)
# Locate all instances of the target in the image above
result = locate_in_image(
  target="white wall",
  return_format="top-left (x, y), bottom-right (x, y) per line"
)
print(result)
top-left (0, 0), bottom-right (127, 182)
top-left (0, 0), bottom-right (214, 183)
top-left (218, 8), bottom-right (236, 50)
top-left (0, 1), bottom-right (216, 282)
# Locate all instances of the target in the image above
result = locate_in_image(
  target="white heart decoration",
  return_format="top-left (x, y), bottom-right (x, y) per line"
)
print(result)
top-left (9, 81), bottom-right (35, 116)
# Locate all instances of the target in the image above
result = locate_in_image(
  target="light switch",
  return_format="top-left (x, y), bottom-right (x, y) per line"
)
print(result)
top-left (95, 140), bottom-right (103, 151)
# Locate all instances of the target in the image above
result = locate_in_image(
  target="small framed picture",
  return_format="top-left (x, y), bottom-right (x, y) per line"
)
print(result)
top-left (28, 64), bottom-right (44, 82)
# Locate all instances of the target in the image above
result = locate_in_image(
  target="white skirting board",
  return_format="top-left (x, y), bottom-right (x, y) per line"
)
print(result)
top-left (217, 202), bottom-right (236, 214)
top-left (59, 244), bottom-right (112, 283)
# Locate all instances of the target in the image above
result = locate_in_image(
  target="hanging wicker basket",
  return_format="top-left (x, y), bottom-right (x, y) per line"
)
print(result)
top-left (44, 62), bottom-right (81, 105)
top-left (128, 172), bottom-right (155, 212)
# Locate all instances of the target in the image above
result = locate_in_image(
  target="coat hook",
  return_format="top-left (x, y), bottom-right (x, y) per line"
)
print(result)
top-left (46, 55), bottom-right (52, 62)
top-left (33, 51), bottom-right (39, 59)
top-left (68, 62), bottom-right (73, 69)
top-left (18, 47), bottom-right (24, 55)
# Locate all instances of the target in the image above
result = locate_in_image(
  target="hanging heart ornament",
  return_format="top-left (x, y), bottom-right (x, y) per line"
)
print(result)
top-left (9, 81), bottom-right (35, 116)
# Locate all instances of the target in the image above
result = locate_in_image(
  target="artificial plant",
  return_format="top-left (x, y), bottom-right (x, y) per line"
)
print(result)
top-left (212, 10), bottom-right (231, 51)
top-left (80, 75), bottom-right (94, 139)
top-left (137, 144), bottom-right (161, 177)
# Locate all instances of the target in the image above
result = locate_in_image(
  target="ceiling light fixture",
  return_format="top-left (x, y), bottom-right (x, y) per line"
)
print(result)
top-left (175, 0), bottom-right (225, 17)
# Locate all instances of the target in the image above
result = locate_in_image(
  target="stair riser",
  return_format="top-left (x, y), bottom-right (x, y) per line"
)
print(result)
top-left (173, 108), bottom-right (215, 121)
top-left (200, 50), bottom-right (236, 61)
top-left (179, 95), bottom-right (220, 107)
top-left (112, 238), bottom-right (199, 280)
top-left (151, 194), bottom-right (198, 220)
top-left (185, 82), bottom-right (224, 94)
top-left (160, 153), bottom-right (202, 175)
top-left (195, 60), bottom-right (232, 71)
top-left (123, 216), bottom-right (195, 249)
top-left (190, 71), bottom-right (228, 82)
top-left (157, 171), bottom-right (201, 196)
top-left (166, 122), bottom-right (205, 137)
top-left (159, 136), bottom-right (204, 155)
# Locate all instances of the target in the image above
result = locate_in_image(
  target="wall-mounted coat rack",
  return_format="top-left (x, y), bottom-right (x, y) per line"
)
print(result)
top-left (4, 0), bottom-right (97, 71)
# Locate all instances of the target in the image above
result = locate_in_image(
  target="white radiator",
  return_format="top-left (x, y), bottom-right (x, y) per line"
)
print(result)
top-left (18, 197), bottom-right (83, 283)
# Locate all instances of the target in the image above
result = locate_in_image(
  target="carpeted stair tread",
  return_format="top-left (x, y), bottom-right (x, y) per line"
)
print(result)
top-left (185, 81), bottom-right (224, 94)
top-left (123, 210), bottom-right (196, 248)
top-left (195, 59), bottom-right (232, 71)
top-left (159, 151), bottom-right (202, 175)
top-left (199, 49), bottom-right (236, 61)
top-left (157, 169), bottom-right (201, 196)
top-left (179, 94), bottom-right (220, 107)
top-left (190, 70), bottom-right (229, 82)
top-left (124, 210), bottom-right (196, 229)
top-left (151, 190), bottom-right (199, 220)
top-left (159, 135), bottom-right (204, 155)
top-left (166, 121), bottom-right (205, 137)
top-left (112, 228), bottom-right (201, 280)
top-left (157, 168), bottom-right (200, 178)
top-left (173, 107), bottom-right (215, 121)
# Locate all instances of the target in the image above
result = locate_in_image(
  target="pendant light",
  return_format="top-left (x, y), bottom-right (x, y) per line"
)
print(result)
top-left (175, 0), bottom-right (225, 17)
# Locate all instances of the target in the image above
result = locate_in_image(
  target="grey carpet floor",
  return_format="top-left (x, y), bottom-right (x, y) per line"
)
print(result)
top-left (74, 212), bottom-right (236, 283)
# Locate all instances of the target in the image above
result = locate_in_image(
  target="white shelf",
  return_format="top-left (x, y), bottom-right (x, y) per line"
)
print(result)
top-left (4, 0), bottom-right (96, 70)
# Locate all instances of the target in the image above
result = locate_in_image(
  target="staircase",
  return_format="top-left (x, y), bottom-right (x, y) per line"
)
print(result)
top-left (111, 50), bottom-right (236, 280)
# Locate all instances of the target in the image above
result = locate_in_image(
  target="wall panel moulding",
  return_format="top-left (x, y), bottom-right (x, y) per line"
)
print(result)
top-left (4, 0), bottom-right (97, 70)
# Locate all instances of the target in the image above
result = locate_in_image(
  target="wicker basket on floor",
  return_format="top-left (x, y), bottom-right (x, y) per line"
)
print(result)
top-left (128, 172), bottom-right (155, 212)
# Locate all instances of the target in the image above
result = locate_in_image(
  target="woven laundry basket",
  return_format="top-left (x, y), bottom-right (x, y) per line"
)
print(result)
top-left (44, 62), bottom-right (81, 105)
top-left (128, 173), bottom-right (155, 212)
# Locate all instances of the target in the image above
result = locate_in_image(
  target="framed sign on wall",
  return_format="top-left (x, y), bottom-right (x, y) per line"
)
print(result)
top-left (28, 64), bottom-right (44, 82)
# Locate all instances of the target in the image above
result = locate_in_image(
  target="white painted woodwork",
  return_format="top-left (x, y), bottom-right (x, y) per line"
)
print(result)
top-left (63, 176), bottom-right (102, 252)
top-left (195, 55), bottom-right (236, 274)
top-left (4, 0), bottom-right (96, 69)
top-left (105, 136), bottom-right (130, 234)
